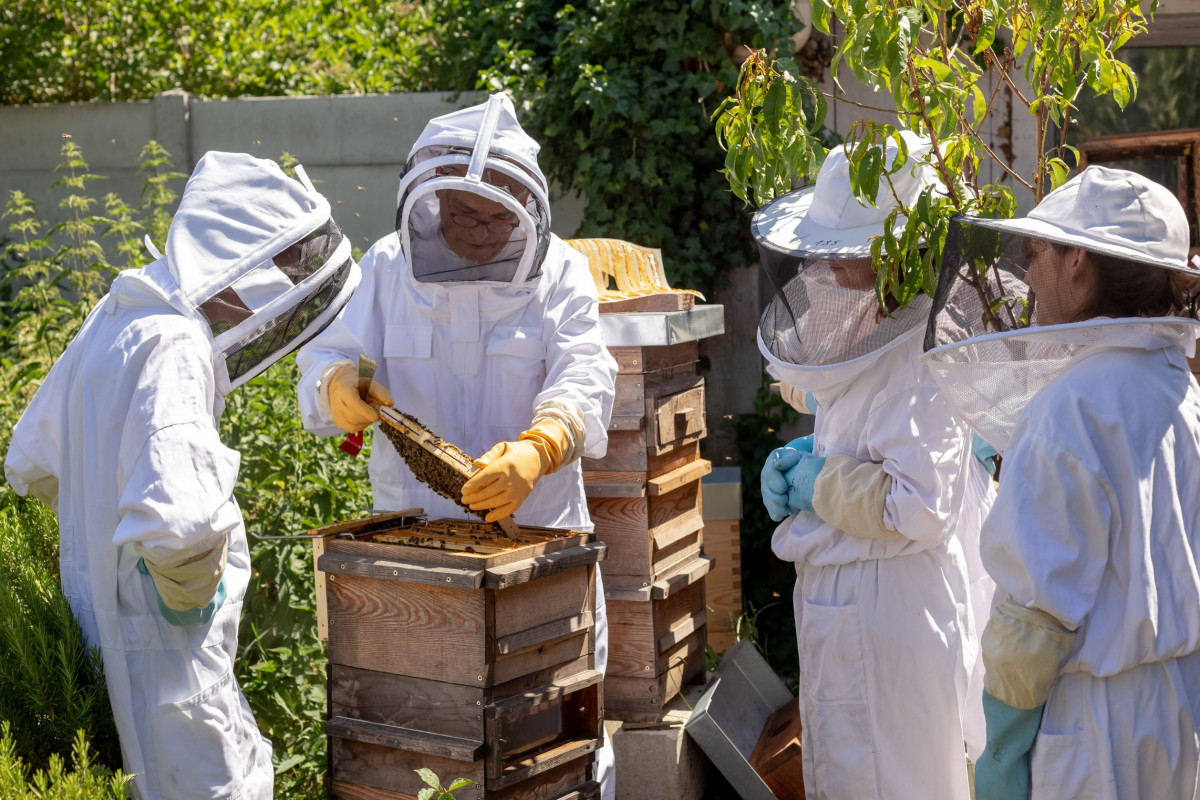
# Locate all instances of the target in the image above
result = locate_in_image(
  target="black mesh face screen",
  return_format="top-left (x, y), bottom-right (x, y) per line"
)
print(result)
top-left (223, 257), bottom-right (354, 383)
top-left (197, 219), bottom-right (345, 338)
top-left (924, 219), bottom-right (1034, 353)
top-left (272, 219), bottom-right (343, 284)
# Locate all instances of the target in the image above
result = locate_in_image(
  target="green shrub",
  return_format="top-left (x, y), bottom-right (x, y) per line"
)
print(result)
top-left (0, 497), bottom-right (121, 772)
top-left (1, 0), bottom-right (437, 104)
top-left (0, 722), bottom-right (130, 799)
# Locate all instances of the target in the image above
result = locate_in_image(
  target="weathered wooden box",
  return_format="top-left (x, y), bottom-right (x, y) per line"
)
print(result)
top-left (605, 564), bottom-right (708, 724)
top-left (316, 513), bottom-right (606, 800)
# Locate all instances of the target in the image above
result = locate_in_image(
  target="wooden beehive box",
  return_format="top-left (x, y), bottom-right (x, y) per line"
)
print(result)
top-left (317, 514), bottom-right (606, 800)
top-left (701, 467), bottom-right (743, 654)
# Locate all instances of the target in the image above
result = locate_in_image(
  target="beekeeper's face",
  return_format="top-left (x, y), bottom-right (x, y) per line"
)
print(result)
top-left (438, 188), bottom-right (520, 264)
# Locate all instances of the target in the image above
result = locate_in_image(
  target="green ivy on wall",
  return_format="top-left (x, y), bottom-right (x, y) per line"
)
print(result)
top-left (425, 0), bottom-right (806, 294)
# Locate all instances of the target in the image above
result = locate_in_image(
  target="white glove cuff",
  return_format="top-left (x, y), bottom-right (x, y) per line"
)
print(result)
top-left (314, 359), bottom-right (355, 421)
top-left (982, 596), bottom-right (1076, 709)
top-left (812, 454), bottom-right (897, 541)
top-left (532, 399), bottom-right (586, 465)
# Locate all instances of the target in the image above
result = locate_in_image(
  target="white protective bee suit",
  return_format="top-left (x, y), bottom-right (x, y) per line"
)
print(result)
top-left (924, 165), bottom-right (1200, 799)
top-left (4, 151), bottom-right (359, 800)
top-left (756, 132), bottom-right (990, 800)
top-left (296, 94), bottom-right (618, 798)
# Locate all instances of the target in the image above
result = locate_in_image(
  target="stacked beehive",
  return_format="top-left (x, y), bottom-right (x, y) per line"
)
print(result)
top-left (568, 239), bottom-right (725, 724)
top-left (317, 511), bottom-right (607, 799)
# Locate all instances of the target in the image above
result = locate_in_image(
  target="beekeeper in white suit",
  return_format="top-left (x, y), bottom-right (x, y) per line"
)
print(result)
top-left (756, 131), bottom-right (992, 800)
top-left (924, 165), bottom-right (1200, 799)
top-left (4, 151), bottom-right (359, 799)
top-left (296, 92), bottom-right (618, 798)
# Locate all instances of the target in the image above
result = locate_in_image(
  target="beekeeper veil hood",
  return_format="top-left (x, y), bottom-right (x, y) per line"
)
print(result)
top-left (157, 151), bottom-right (359, 392)
top-left (923, 165), bottom-right (1200, 453)
top-left (396, 93), bottom-right (552, 287)
top-left (754, 130), bottom-right (944, 392)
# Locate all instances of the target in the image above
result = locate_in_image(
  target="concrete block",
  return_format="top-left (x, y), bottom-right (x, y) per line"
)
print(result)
top-left (611, 683), bottom-right (711, 800)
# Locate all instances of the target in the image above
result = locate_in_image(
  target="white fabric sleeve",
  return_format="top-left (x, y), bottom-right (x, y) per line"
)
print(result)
top-left (5, 342), bottom-right (69, 513)
top-left (296, 242), bottom-right (387, 436)
top-left (980, 432), bottom-right (1110, 635)
top-left (982, 595), bottom-right (1076, 709)
top-left (811, 454), bottom-right (897, 540)
top-left (535, 243), bottom-right (617, 460)
top-left (867, 383), bottom-right (968, 544)
top-left (114, 419), bottom-right (243, 558)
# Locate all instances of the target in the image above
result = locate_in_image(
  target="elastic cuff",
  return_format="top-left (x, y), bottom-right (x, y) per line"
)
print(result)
top-left (811, 454), bottom-right (896, 540)
top-left (530, 399), bottom-right (586, 466)
top-left (982, 596), bottom-right (1076, 709)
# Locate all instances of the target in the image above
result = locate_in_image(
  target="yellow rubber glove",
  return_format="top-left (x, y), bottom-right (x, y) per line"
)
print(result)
top-left (327, 364), bottom-right (393, 432)
top-left (461, 419), bottom-right (572, 522)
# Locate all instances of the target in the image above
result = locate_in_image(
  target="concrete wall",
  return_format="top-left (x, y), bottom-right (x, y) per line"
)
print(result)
top-left (0, 90), bottom-right (586, 254)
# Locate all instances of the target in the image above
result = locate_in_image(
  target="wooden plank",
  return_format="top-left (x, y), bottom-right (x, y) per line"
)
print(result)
top-left (647, 442), bottom-right (700, 478)
top-left (486, 670), bottom-right (604, 719)
top-left (491, 763), bottom-right (591, 800)
top-left (606, 415), bottom-right (646, 432)
top-left (612, 373), bottom-right (647, 417)
top-left (651, 535), bottom-right (703, 580)
top-left (492, 767), bottom-right (592, 800)
top-left (494, 631), bottom-right (593, 686)
top-left (492, 566), bottom-right (591, 639)
top-left (326, 716), bottom-right (484, 762)
top-left (704, 519), bottom-right (742, 649)
top-left (492, 654), bottom-right (595, 701)
top-left (318, 551), bottom-right (484, 589)
top-left (653, 384), bottom-right (706, 449)
top-left (327, 528), bottom-right (592, 571)
top-left (485, 543), bottom-right (607, 589)
top-left (326, 574), bottom-right (486, 685)
top-left (658, 610), bottom-right (707, 652)
top-left (329, 664), bottom-right (483, 742)
top-left (494, 739), bottom-right (601, 789)
top-left (587, 496), bottom-right (651, 577)
top-left (549, 783), bottom-right (602, 800)
top-left (581, 430), bottom-right (648, 472)
top-left (606, 341), bottom-right (698, 374)
top-left (314, 536), bottom-right (330, 642)
top-left (651, 554), bottom-right (713, 600)
top-left (330, 780), bottom-right (419, 800)
top-left (330, 739), bottom-right (484, 797)
top-left (749, 700), bottom-right (806, 800)
top-left (648, 459), bottom-right (712, 496)
top-left (600, 291), bottom-right (694, 314)
top-left (496, 612), bottom-right (594, 655)
top-left (605, 635), bottom-right (706, 723)
top-left (651, 508), bottom-right (704, 551)
top-left (581, 471), bottom-right (646, 498)
top-left (308, 508), bottom-right (427, 538)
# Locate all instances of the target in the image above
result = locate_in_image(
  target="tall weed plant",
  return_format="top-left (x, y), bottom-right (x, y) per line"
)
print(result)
top-left (0, 142), bottom-right (361, 799)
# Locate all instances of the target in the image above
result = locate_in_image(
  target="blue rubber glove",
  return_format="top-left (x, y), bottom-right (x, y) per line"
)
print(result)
top-left (761, 437), bottom-right (814, 521)
top-left (975, 691), bottom-right (1043, 800)
top-left (137, 557), bottom-right (226, 627)
top-left (972, 433), bottom-right (999, 477)
top-left (804, 392), bottom-right (818, 414)
top-left (784, 451), bottom-right (827, 514)
top-left (761, 448), bottom-right (801, 522)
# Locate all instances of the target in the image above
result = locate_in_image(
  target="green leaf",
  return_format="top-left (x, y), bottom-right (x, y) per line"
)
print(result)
top-left (975, 8), bottom-right (997, 55)
top-left (447, 778), bottom-right (475, 791)
top-left (811, 0), bottom-right (833, 33)
top-left (416, 768), bottom-right (441, 789)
